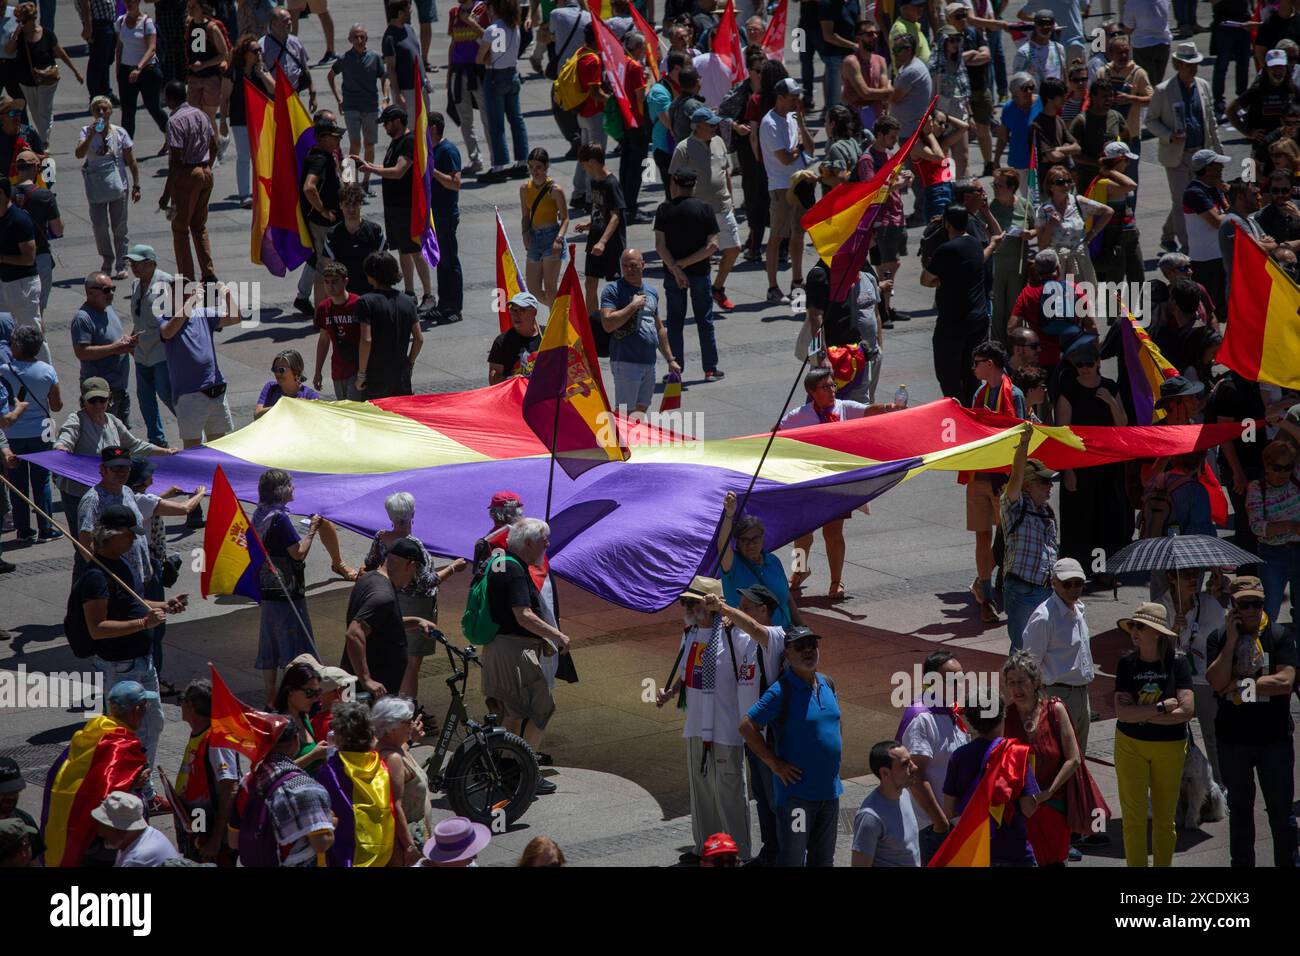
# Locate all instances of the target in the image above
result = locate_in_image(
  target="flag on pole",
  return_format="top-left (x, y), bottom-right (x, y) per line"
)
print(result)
top-left (1118, 312), bottom-right (1177, 425)
top-left (521, 258), bottom-right (629, 478)
top-left (1222, 230), bottom-right (1300, 388)
top-left (409, 64), bottom-right (442, 269)
top-left (800, 96), bottom-right (936, 298)
top-left (628, 3), bottom-right (661, 80)
top-left (660, 369), bottom-right (682, 412)
top-left (713, 0), bottom-right (747, 84)
top-left (762, 0), bottom-right (788, 60)
top-left (1026, 141), bottom-right (1039, 212)
top-left (200, 465), bottom-right (265, 601)
top-left (495, 207), bottom-right (526, 333)
top-left (209, 665), bottom-right (289, 765)
top-left (591, 14), bottom-right (638, 128)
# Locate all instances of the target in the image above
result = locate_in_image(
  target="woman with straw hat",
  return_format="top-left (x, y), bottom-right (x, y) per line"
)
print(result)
top-left (1113, 601), bottom-right (1194, 867)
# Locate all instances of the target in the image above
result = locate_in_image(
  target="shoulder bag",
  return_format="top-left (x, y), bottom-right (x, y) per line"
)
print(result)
top-left (81, 128), bottom-right (128, 205)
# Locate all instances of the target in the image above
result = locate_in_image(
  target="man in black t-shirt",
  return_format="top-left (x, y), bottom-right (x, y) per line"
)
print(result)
top-left (324, 183), bottom-right (385, 297)
top-left (804, 260), bottom-right (859, 348)
top-left (341, 537), bottom-right (430, 698)
top-left (576, 142), bottom-right (627, 310)
top-left (1253, 0), bottom-right (1300, 67)
top-left (296, 118), bottom-right (346, 315)
top-left (11, 150), bottom-right (59, 314)
top-left (0, 175), bottom-right (40, 346)
top-left (654, 170), bottom-right (723, 378)
top-left (487, 292), bottom-right (544, 383)
top-left (1205, 576), bottom-right (1298, 868)
top-left (921, 204), bottom-right (999, 400)
top-left (355, 251), bottom-right (423, 398)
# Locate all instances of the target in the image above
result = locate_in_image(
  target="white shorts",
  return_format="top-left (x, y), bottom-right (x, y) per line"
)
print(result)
top-left (715, 206), bottom-right (741, 251)
top-left (175, 389), bottom-right (233, 442)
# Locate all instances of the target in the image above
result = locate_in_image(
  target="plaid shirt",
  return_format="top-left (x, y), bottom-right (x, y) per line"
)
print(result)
top-left (87, 0), bottom-right (117, 22)
top-left (1000, 492), bottom-right (1058, 586)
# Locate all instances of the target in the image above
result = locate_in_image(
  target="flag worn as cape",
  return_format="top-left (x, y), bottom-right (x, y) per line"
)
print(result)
top-left (1118, 312), bottom-right (1177, 425)
top-left (592, 14), bottom-right (637, 128)
top-left (495, 207), bottom-right (526, 333)
top-left (201, 465), bottom-right (265, 601)
top-left (262, 68), bottom-right (316, 275)
top-left (762, 0), bottom-right (788, 60)
top-left (801, 96), bottom-right (936, 299)
top-left (208, 665), bottom-right (288, 765)
top-left (1222, 230), bottom-right (1300, 388)
top-left (318, 750), bottom-right (397, 867)
top-left (521, 258), bottom-right (629, 478)
top-left (929, 737), bottom-right (1032, 867)
top-left (41, 716), bottom-right (146, 867)
top-left (628, 3), bottom-right (661, 80)
top-left (713, 0), bottom-right (747, 84)
top-left (410, 63), bottom-right (442, 269)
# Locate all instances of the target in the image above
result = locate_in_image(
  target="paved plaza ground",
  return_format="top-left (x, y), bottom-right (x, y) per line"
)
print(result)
top-left (1, 0), bottom-right (1297, 868)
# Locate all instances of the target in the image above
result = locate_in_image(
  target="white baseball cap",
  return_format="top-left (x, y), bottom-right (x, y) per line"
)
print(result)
top-left (1103, 140), bottom-right (1139, 162)
top-left (1267, 49), bottom-right (1289, 67)
top-left (1052, 557), bottom-right (1087, 583)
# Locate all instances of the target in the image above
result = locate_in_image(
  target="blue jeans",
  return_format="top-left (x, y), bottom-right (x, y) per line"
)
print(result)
top-left (1004, 577), bottom-right (1051, 650)
top-left (777, 796), bottom-right (839, 867)
top-left (988, 29), bottom-right (1008, 98)
top-left (91, 654), bottom-right (163, 799)
top-left (820, 53), bottom-right (845, 112)
top-left (482, 68), bottom-right (527, 169)
top-left (1257, 543), bottom-right (1300, 626)
top-left (434, 212), bottom-right (462, 314)
top-left (135, 360), bottom-right (174, 448)
top-left (144, 567), bottom-right (167, 676)
top-left (665, 273), bottom-right (718, 374)
top-left (6, 435), bottom-right (54, 535)
top-left (1174, 0), bottom-right (1198, 27)
top-left (925, 181), bottom-right (953, 221)
top-left (87, 19), bottom-right (116, 100)
top-left (1212, 24), bottom-right (1253, 107)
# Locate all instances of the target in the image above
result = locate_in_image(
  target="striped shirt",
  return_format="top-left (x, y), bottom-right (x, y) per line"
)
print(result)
top-left (1000, 492), bottom-right (1058, 586)
top-left (1247, 475), bottom-right (1300, 545)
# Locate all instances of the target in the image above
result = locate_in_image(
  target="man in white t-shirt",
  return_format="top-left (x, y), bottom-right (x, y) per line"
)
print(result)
top-left (92, 790), bottom-right (180, 867)
top-left (852, 740), bottom-right (922, 866)
top-left (655, 577), bottom-right (784, 864)
top-left (895, 650), bottom-right (970, 863)
top-left (1159, 567), bottom-right (1227, 785)
top-left (759, 77), bottom-right (814, 304)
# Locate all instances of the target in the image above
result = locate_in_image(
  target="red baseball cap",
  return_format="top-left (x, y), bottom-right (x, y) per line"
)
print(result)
top-left (489, 491), bottom-right (522, 509)
top-left (701, 832), bottom-right (738, 858)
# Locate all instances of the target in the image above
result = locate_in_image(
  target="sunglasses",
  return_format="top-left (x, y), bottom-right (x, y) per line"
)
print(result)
top-left (92, 285), bottom-right (116, 293)
top-left (105, 463), bottom-right (131, 471)
top-left (1059, 579), bottom-right (1085, 589)
top-left (1050, 180), bottom-right (1072, 187)
top-left (1072, 358), bottom-right (1098, 368)
top-left (4, 110), bottom-right (22, 118)
top-left (1233, 599), bottom-right (1264, 610)
top-left (790, 637), bottom-right (819, 652)
top-left (298, 686), bottom-right (321, 699)
top-left (1020, 341), bottom-right (1042, 349)
top-left (681, 597), bottom-right (702, 609)
top-left (86, 396), bottom-right (110, 405)
top-left (272, 366), bottom-right (290, 374)
top-left (1272, 188), bottom-right (1293, 195)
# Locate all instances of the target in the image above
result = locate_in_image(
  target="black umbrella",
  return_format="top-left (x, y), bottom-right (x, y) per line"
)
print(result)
top-left (1105, 534), bottom-right (1260, 575)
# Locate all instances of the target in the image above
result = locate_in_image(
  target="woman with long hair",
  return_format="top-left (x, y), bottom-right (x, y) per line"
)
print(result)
top-left (224, 32), bottom-right (274, 208)
top-left (273, 661), bottom-right (328, 770)
top-left (7, 2), bottom-right (82, 145)
top-left (115, 0), bottom-right (170, 138)
top-left (476, 0), bottom-right (528, 181)
top-left (519, 147), bottom-right (569, 306)
top-left (184, 0), bottom-right (231, 130)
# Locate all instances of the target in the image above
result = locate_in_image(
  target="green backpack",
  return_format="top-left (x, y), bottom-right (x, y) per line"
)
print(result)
top-left (461, 552), bottom-right (523, 646)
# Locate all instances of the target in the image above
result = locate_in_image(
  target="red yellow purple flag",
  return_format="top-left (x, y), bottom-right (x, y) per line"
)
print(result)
top-left (1223, 230), bottom-right (1300, 388)
top-left (257, 68), bottom-right (316, 276)
top-left (592, 14), bottom-right (637, 128)
top-left (496, 207), bottom-right (526, 333)
top-left (409, 64), bottom-right (442, 269)
top-left (1118, 312), bottom-right (1177, 425)
top-left (660, 369), bottom-right (682, 412)
top-left (712, 0), bottom-right (747, 84)
top-left (929, 737), bottom-right (1032, 867)
top-left (209, 665), bottom-right (289, 765)
top-left (200, 465), bottom-right (265, 601)
top-left (41, 715), bottom-right (147, 866)
top-left (318, 750), bottom-right (397, 867)
top-left (762, 0), bottom-right (788, 60)
top-left (244, 78), bottom-right (278, 272)
top-left (801, 96), bottom-right (936, 299)
top-left (628, 3), bottom-right (661, 81)
top-left (522, 258), bottom-right (629, 478)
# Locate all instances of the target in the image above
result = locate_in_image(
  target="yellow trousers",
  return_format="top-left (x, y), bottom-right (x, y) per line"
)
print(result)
top-left (1114, 729), bottom-right (1187, 867)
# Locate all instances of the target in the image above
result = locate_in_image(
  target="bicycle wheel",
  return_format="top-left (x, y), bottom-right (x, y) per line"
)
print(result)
top-left (445, 731), bottom-right (538, 826)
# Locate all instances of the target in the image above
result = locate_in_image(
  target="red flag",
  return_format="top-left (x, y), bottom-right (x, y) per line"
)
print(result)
top-left (209, 665), bottom-right (289, 766)
top-left (628, 3), bottom-right (661, 81)
top-left (713, 0), bottom-right (746, 84)
top-left (762, 0), bottom-right (788, 60)
top-left (591, 14), bottom-right (638, 128)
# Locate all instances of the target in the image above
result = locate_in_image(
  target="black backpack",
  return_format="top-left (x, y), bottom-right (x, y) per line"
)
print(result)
top-left (64, 574), bottom-right (96, 658)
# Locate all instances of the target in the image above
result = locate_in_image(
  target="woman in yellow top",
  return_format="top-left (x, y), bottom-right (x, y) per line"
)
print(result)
top-left (519, 147), bottom-right (570, 306)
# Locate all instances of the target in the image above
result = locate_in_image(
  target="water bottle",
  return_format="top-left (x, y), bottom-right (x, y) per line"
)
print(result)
top-left (893, 384), bottom-right (909, 408)
top-left (341, 157), bottom-right (358, 185)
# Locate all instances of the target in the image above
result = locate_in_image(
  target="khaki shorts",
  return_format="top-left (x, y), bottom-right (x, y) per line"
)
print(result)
top-left (768, 189), bottom-right (806, 240)
top-left (186, 73), bottom-right (223, 110)
top-left (965, 476), bottom-right (1001, 532)
top-left (175, 389), bottom-right (234, 443)
top-left (480, 633), bottom-right (556, 730)
top-left (970, 89), bottom-right (995, 126)
top-left (715, 206), bottom-right (741, 251)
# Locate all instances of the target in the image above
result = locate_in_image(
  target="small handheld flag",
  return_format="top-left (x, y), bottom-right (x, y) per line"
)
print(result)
top-left (495, 207), bottom-right (527, 333)
top-left (660, 369), bottom-right (682, 412)
top-left (713, 0), bottom-right (747, 84)
top-left (209, 665), bottom-right (290, 765)
top-left (200, 465), bottom-right (265, 601)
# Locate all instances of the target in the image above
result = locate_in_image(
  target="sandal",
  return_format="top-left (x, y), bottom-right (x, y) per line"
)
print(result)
top-left (828, 581), bottom-right (846, 601)
top-left (332, 563), bottom-right (360, 581)
top-left (788, 570), bottom-right (811, 593)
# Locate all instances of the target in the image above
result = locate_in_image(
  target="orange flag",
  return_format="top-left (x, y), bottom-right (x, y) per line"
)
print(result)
top-left (209, 665), bottom-right (290, 765)
top-left (628, 3), bottom-right (661, 81)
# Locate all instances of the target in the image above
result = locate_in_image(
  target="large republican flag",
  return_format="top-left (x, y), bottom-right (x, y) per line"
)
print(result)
top-left (244, 78), bottom-right (279, 272)
top-left (318, 750), bottom-right (397, 867)
top-left (928, 737), bottom-right (1032, 867)
top-left (251, 68), bottom-right (317, 277)
top-left (200, 465), bottom-right (264, 601)
top-left (521, 259), bottom-right (629, 478)
top-left (209, 665), bottom-right (288, 765)
top-left (762, 0), bottom-right (788, 60)
top-left (410, 63), bottom-right (442, 269)
top-left (801, 96), bottom-right (936, 299)
top-left (1223, 230), bottom-right (1300, 388)
top-left (712, 0), bottom-right (747, 84)
top-left (592, 13), bottom-right (638, 128)
top-left (41, 716), bottom-right (147, 866)
top-left (496, 207), bottom-right (526, 333)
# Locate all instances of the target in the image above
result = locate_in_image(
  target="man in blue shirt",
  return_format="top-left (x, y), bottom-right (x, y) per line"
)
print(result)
top-left (598, 248), bottom-right (678, 415)
top-left (741, 624), bottom-right (843, 867)
top-left (428, 110), bottom-right (464, 324)
top-left (71, 271), bottom-right (135, 427)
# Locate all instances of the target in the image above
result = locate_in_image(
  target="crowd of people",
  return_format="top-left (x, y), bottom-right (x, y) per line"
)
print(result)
top-left (0, 0), bottom-right (1298, 868)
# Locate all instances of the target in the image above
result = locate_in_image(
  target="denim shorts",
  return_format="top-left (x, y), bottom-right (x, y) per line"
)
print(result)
top-left (524, 223), bottom-right (569, 263)
top-left (344, 109), bottom-right (379, 145)
top-left (610, 359), bottom-right (656, 410)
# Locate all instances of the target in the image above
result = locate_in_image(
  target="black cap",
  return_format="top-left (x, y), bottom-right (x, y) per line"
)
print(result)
top-left (100, 445), bottom-right (131, 467)
top-left (127, 457), bottom-right (156, 488)
top-left (783, 625), bottom-right (820, 646)
top-left (671, 169), bottom-right (698, 187)
top-left (738, 583), bottom-right (780, 612)
top-left (388, 538), bottom-right (426, 564)
top-left (1155, 374), bottom-right (1205, 406)
top-left (99, 504), bottom-right (143, 534)
top-left (0, 756), bottom-right (23, 794)
top-left (314, 117), bottom-right (346, 137)
top-left (378, 105), bottom-right (408, 124)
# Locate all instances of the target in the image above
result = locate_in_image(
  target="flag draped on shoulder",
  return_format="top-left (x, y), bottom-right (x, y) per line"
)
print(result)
top-left (801, 96), bottom-right (936, 299)
top-left (201, 465), bottom-right (265, 601)
top-left (41, 716), bottom-right (147, 866)
top-left (521, 258), bottom-right (629, 477)
top-left (410, 65), bottom-right (442, 269)
top-left (592, 14), bottom-right (638, 128)
top-left (929, 737), bottom-right (1032, 867)
top-left (628, 3), bottom-right (661, 80)
top-left (1118, 312), bottom-right (1177, 425)
top-left (1223, 230), bottom-right (1300, 388)
top-left (256, 68), bottom-right (316, 276)
top-left (208, 665), bottom-right (289, 765)
top-left (496, 207), bottom-right (526, 333)
top-left (762, 0), bottom-right (788, 60)
top-left (713, 0), bottom-right (747, 84)
top-left (318, 750), bottom-right (397, 867)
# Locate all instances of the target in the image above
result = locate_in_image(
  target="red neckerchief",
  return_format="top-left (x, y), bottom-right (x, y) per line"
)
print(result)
top-left (813, 400), bottom-right (840, 424)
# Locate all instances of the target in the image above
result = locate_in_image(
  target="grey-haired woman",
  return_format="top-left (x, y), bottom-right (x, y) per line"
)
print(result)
top-left (375, 695), bottom-right (432, 865)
